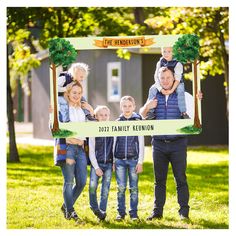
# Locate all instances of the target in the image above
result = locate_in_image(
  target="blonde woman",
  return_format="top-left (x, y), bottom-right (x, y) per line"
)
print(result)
top-left (57, 81), bottom-right (94, 222)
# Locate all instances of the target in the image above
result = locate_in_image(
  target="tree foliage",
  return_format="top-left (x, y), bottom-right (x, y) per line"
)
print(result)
top-left (48, 38), bottom-right (77, 67)
top-left (173, 34), bottom-right (200, 63)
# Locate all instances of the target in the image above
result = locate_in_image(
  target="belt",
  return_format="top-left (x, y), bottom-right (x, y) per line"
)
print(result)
top-left (58, 92), bottom-right (64, 96)
top-left (157, 137), bottom-right (183, 143)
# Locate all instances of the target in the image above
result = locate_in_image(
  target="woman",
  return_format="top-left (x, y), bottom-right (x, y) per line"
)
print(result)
top-left (59, 81), bottom-right (94, 221)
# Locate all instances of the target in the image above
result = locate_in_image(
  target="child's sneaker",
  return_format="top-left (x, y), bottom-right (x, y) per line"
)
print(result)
top-left (66, 209), bottom-right (80, 221)
top-left (181, 113), bottom-right (190, 119)
top-left (91, 208), bottom-right (106, 221)
top-left (130, 216), bottom-right (139, 221)
top-left (116, 214), bottom-right (125, 221)
top-left (146, 111), bottom-right (156, 120)
top-left (86, 114), bottom-right (98, 121)
top-left (61, 204), bottom-right (67, 219)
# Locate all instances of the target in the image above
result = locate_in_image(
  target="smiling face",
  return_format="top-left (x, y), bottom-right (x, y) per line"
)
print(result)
top-left (68, 85), bottom-right (83, 105)
top-left (96, 108), bottom-right (110, 122)
top-left (162, 47), bottom-right (173, 61)
top-left (120, 100), bottom-right (136, 118)
top-left (74, 69), bottom-right (87, 84)
top-left (159, 68), bottom-right (175, 90)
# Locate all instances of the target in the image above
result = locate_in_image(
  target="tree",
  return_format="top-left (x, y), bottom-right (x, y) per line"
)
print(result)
top-left (173, 34), bottom-right (201, 129)
top-left (7, 29), bottom-right (40, 162)
top-left (48, 38), bottom-right (77, 133)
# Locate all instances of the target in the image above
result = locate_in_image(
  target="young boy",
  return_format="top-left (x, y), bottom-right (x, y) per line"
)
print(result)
top-left (114, 96), bottom-right (144, 221)
top-left (147, 47), bottom-right (189, 119)
top-left (57, 62), bottom-right (96, 121)
top-left (89, 106), bottom-right (114, 221)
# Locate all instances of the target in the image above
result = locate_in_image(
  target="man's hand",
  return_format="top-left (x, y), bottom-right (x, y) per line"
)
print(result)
top-left (136, 163), bottom-right (143, 174)
top-left (145, 99), bottom-right (158, 110)
top-left (95, 168), bottom-right (103, 177)
top-left (196, 91), bottom-right (203, 100)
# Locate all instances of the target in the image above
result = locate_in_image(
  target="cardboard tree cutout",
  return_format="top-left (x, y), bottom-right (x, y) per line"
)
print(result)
top-left (48, 38), bottom-right (77, 133)
top-left (173, 34), bottom-right (202, 132)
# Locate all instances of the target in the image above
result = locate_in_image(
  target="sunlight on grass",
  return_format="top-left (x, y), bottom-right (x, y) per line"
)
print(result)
top-left (7, 144), bottom-right (228, 229)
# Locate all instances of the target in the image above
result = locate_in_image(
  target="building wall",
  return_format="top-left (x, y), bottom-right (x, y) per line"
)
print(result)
top-left (78, 50), bottom-right (142, 120)
top-left (32, 59), bottom-right (51, 139)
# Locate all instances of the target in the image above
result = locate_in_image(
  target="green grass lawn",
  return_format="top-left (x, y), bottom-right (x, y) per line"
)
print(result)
top-left (7, 144), bottom-right (228, 229)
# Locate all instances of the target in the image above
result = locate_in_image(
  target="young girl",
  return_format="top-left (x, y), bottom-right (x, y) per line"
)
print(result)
top-left (89, 106), bottom-right (114, 221)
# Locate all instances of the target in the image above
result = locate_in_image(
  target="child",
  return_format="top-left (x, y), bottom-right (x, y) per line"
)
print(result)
top-left (147, 47), bottom-right (189, 119)
top-left (58, 62), bottom-right (96, 121)
top-left (89, 106), bottom-right (114, 221)
top-left (114, 96), bottom-right (144, 221)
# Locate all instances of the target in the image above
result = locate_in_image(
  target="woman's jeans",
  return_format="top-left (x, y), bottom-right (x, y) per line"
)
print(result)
top-left (60, 144), bottom-right (87, 212)
top-left (89, 163), bottom-right (112, 213)
top-left (115, 159), bottom-right (139, 217)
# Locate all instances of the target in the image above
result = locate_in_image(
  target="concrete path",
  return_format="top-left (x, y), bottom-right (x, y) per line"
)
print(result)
top-left (14, 122), bottom-right (54, 146)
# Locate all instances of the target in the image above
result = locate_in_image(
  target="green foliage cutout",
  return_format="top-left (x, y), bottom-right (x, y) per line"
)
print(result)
top-left (48, 38), bottom-right (77, 67)
top-left (51, 129), bottom-right (77, 138)
top-left (173, 34), bottom-right (200, 64)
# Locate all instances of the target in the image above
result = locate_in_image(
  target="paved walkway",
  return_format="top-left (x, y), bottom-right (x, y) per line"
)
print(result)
top-left (14, 122), bottom-right (54, 146)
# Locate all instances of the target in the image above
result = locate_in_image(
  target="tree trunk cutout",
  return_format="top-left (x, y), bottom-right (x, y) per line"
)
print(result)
top-left (193, 60), bottom-right (201, 129)
top-left (51, 63), bottom-right (60, 132)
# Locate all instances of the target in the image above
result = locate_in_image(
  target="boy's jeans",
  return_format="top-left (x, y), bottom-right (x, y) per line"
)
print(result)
top-left (60, 144), bottom-right (87, 212)
top-left (89, 163), bottom-right (112, 213)
top-left (115, 159), bottom-right (139, 217)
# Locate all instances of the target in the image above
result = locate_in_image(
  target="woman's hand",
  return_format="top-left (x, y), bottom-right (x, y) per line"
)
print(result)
top-left (81, 102), bottom-right (94, 116)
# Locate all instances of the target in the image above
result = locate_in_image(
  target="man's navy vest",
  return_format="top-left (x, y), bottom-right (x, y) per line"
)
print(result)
top-left (114, 113), bottom-right (141, 160)
top-left (153, 91), bottom-right (184, 140)
top-left (95, 137), bottom-right (113, 164)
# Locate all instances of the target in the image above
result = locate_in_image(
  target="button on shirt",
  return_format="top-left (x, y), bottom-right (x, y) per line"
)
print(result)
top-left (69, 106), bottom-right (86, 140)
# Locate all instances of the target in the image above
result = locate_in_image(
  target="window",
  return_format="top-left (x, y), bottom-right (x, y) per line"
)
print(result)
top-left (107, 62), bottom-right (121, 102)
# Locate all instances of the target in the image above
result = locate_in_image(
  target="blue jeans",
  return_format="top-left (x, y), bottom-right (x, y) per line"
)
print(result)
top-left (152, 137), bottom-right (189, 216)
top-left (60, 144), bottom-right (87, 212)
top-left (89, 163), bottom-right (112, 213)
top-left (115, 159), bottom-right (139, 217)
top-left (176, 82), bottom-right (186, 113)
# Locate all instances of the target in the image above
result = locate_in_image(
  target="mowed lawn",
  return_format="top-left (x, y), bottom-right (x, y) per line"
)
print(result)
top-left (7, 144), bottom-right (228, 229)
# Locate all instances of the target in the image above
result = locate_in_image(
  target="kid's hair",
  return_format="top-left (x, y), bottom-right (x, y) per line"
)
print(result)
top-left (68, 62), bottom-right (90, 79)
top-left (94, 105), bottom-right (110, 116)
top-left (120, 95), bottom-right (136, 106)
top-left (64, 81), bottom-right (83, 107)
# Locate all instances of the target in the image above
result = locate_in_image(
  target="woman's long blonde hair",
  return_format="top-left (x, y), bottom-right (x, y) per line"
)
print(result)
top-left (64, 81), bottom-right (83, 107)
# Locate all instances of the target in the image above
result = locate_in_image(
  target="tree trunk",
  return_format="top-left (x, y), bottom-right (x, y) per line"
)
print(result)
top-left (51, 63), bottom-right (59, 132)
top-left (7, 52), bottom-right (20, 162)
top-left (193, 60), bottom-right (202, 129)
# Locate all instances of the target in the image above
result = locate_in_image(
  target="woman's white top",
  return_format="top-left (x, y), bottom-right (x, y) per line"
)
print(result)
top-left (69, 106), bottom-right (86, 140)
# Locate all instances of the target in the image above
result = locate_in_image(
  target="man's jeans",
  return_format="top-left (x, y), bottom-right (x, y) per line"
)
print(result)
top-left (152, 137), bottom-right (190, 216)
top-left (61, 144), bottom-right (87, 212)
top-left (89, 163), bottom-right (112, 213)
top-left (115, 159), bottom-right (139, 217)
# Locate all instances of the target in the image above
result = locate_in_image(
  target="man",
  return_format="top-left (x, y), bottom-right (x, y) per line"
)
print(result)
top-left (140, 66), bottom-right (195, 221)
